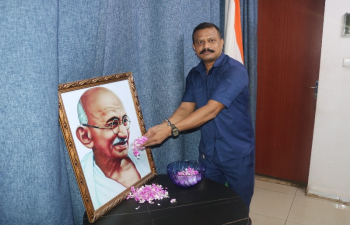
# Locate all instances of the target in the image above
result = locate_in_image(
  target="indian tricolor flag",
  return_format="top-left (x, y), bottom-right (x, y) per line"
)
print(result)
top-left (224, 0), bottom-right (244, 64)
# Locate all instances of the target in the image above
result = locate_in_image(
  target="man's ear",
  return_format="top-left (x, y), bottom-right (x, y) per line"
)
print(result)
top-left (76, 126), bottom-right (94, 149)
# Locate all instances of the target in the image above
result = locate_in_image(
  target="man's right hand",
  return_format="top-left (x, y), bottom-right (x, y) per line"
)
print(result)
top-left (142, 123), bottom-right (172, 147)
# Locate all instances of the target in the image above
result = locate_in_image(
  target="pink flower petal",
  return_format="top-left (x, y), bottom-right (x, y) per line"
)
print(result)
top-left (132, 136), bottom-right (148, 158)
top-left (127, 184), bottom-right (169, 204)
top-left (177, 166), bottom-right (199, 176)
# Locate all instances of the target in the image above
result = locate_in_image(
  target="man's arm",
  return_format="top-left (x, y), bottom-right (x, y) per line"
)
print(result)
top-left (168, 102), bottom-right (196, 124)
top-left (175, 100), bottom-right (224, 132)
top-left (142, 102), bottom-right (195, 146)
top-left (143, 100), bottom-right (224, 146)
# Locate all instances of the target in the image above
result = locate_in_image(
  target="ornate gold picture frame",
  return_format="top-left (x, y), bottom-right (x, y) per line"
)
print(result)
top-left (58, 72), bottom-right (156, 223)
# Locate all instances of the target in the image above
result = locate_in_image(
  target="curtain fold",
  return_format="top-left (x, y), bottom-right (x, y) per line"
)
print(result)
top-left (0, 1), bottom-right (74, 224)
top-left (240, 0), bottom-right (258, 130)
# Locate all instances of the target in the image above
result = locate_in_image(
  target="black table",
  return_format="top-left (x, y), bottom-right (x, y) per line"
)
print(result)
top-left (83, 174), bottom-right (249, 225)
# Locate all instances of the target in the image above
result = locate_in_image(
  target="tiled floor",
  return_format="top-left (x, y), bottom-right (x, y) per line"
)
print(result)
top-left (249, 178), bottom-right (350, 225)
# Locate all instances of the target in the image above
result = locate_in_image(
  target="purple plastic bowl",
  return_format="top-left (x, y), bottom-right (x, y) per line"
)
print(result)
top-left (167, 160), bottom-right (206, 188)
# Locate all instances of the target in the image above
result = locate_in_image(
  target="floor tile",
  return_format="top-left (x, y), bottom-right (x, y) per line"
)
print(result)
top-left (255, 180), bottom-right (297, 195)
top-left (250, 188), bottom-right (295, 220)
top-left (285, 222), bottom-right (303, 225)
top-left (296, 187), bottom-right (306, 196)
top-left (249, 213), bottom-right (285, 225)
top-left (287, 195), bottom-right (350, 225)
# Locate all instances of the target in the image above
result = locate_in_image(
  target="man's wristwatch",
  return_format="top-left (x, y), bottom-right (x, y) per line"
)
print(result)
top-left (170, 124), bottom-right (179, 137)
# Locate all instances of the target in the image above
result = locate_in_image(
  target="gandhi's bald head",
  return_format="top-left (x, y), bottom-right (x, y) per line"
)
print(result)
top-left (76, 87), bottom-right (130, 160)
top-left (77, 87), bottom-right (124, 125)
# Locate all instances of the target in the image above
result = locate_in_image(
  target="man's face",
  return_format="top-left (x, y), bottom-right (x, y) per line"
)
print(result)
top-left (192, 27), bottom-right (224, 64)
top-left (84, 89), bottom-right (130, 160)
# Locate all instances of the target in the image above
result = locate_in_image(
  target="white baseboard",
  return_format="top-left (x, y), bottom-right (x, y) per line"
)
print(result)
top-left (306, 186), bottom-right (350, 205)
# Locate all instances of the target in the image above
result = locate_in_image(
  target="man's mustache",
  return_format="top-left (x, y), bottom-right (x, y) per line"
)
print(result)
top-left (200, 48), bottom-right (215, 54)
top-left (113, 137), bottom-right (128, 145)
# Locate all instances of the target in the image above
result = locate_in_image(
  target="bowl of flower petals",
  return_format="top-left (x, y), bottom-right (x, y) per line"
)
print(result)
top-left (166, 160), bottom-right (206, 188)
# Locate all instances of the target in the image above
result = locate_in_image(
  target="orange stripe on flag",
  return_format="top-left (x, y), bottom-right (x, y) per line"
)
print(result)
top-left (234, 0), bottom-right (244, 61)
top-left (224, 0), bottom-right (244, 64)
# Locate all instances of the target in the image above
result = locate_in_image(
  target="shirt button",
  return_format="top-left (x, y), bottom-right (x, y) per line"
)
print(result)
top-left (202, 154), bottom-right (205, 159)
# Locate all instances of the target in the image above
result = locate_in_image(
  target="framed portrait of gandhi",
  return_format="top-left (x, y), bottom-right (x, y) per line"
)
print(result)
top-left (58, 72), bottom-right (157, 223)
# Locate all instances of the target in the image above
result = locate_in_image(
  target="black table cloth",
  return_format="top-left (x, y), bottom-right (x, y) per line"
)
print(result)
top-left (83, 174), bottom-right (249, 225)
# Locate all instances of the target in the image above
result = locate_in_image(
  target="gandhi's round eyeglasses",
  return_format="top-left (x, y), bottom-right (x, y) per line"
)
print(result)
top-left (82, 116), bottom-right (131, 134)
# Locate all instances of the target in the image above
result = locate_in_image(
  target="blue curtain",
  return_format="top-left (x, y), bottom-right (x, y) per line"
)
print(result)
top-left (0, 1), bottom-right (73, 224)
top-left (241, 0), bottom-right (258, 130)
top-left (1, 1), bottom-right (225, 224)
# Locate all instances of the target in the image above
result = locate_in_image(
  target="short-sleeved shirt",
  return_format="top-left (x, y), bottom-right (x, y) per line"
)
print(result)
top-left (182, 53), bottom-right (255, 162)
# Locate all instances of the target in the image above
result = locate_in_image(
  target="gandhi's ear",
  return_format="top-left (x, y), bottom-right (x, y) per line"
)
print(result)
top-left (76, 126), bottom-right (93, 149)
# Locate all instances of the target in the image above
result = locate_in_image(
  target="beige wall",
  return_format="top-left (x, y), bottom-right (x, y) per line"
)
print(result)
top-left (308, 0), bottom-right (350, 202)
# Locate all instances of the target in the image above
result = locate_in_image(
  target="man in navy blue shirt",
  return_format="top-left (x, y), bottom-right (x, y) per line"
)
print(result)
top-left (143, 22), bottom-right (255, 212)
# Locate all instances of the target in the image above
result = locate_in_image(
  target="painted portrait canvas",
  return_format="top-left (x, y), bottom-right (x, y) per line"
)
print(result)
top-left (58, 72), bottom-right (156, 223)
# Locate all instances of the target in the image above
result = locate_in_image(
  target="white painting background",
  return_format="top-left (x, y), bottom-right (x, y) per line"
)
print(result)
top-left (61, 80), bottom-right (148, 162)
